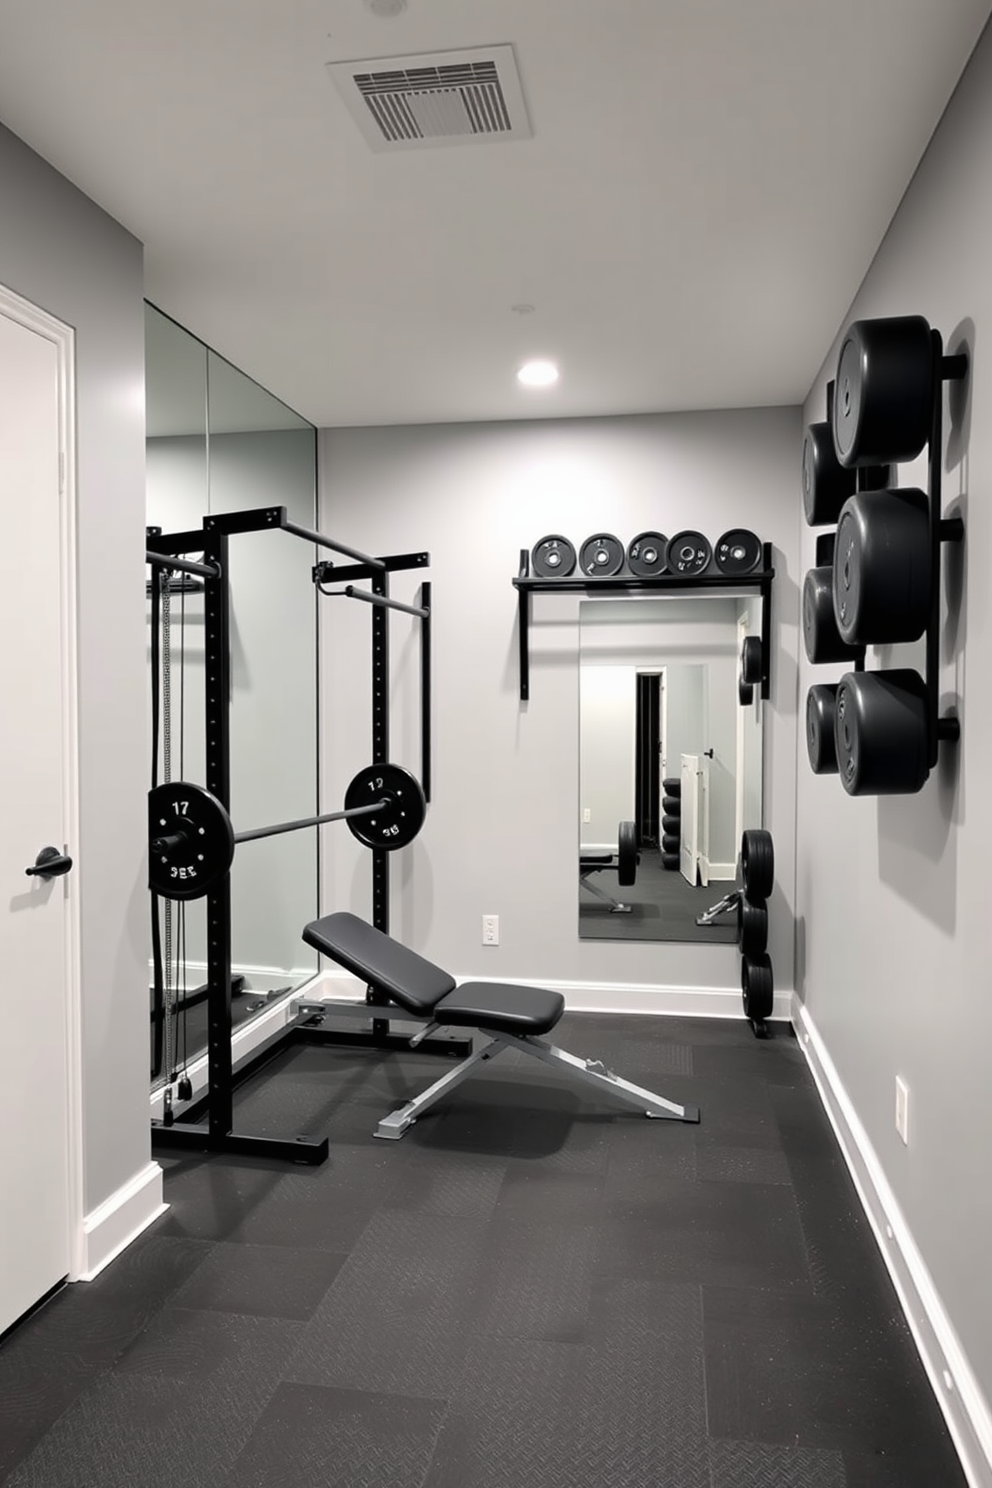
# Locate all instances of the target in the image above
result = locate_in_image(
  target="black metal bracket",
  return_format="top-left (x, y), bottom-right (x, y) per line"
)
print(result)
top-left (513, 545), bottom-right (775, 702)
top-left (925, 330), bottom-right (966, 766)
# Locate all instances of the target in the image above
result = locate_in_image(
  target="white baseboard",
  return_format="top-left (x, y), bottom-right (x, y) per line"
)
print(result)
top-left (75, 1161), bottom-right (166, 1282)
top-left (793, 996), bottom-right (992, 1488)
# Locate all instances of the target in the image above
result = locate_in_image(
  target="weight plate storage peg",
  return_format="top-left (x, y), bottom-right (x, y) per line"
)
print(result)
top-left (832, 315), bottom-right (934, 468)
top-left (803, 567), bottom-right (865, 666)
top-left (626, 531), bottom-right (668, 577)
top-left (742, 954), bottom-right (774, 1024)
top-left (741, 829), bottom-right (774, 904)
top-left (740, 636), bottom-right (763, 686)
top-left (832, 489), bottom-right (931, 646)
top-left (834, 669), bottom-right (929, 796)
top-left (579, 533), bottom-right (625, 577)
top-left (149, 782), bottom-right (235, 901)
top-left (666, 531), bottom-right (712, 576)
top-left (802, 421), bottom-right (856, 525)
top-left (806, 684), bottom-right (840, 775)
top-left (714, 529), bottom-right (762, 576)
top-left (343, 764), bottom-right (427, 849)
top-left (617, 820), bottom-right (639, 887)
top-left (531, 534), bottom-right (576, 578)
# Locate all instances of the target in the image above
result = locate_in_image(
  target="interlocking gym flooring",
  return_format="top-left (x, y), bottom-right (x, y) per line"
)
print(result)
top-left (0, 1014), bottom-right (965, 1487)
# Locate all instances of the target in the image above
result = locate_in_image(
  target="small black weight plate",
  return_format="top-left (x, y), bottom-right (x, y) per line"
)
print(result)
top-left (832, 315), bottom-right (934, 468)
top-left (661, 852), bottom-right (680, 870)
top-left (832, 489), bottom-right (931, 646)
top-left (666, 530), bottom-right (712, 576)
top-left (802, 421), bottom-right (856, 525)
top-left (531, 534), bottom-right (576, 578)
top-left (626, 531), bottom-right (668, 577)
top-left (715, 528), bottom-right (762, 575)
top-left (661, 778), bottom-right (681, 796)
top-left (742, 953), bottom-right (774, 1022)
top-left (806, 684), bottom-right (839, 775)
top-left (661, 833), bottom-right (680, 853)
top-left (617, 820), bottom-right (638, 887)
top-left (803, 567), bottom-right (864, 666)
top-left (344, 763), bottom-right (426, 850)
top-left (579, 533), bottom-right (625, 577)
top-left (739, 675), bottom-right (754, 706)
top-left (738, 900), bottom-right (768, 958)
top-left (149, 781), bottom-right (234, 900)
top-left (661, 795), bottom-right (681, 815)
top-left (741, 828), bottom-right (774, 904)
top-left (741, 635), bottom-right (762, 685)
top-left (661, 813), bottom-right (680, 833)
top-left (834, 669), bottom-right (929, 797)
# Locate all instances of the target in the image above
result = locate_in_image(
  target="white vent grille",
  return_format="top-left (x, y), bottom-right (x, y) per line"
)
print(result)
top-left (327, 45), bottom-right (531, 152)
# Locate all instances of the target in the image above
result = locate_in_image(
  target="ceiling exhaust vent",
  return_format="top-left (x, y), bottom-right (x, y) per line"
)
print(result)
top-left (327, 44), bottom-right (531, 152)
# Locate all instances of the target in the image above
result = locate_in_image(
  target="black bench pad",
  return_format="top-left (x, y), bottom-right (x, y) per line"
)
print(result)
top-left (435, 982), bottom-right (564, 1036)
top-left (303, 911), bottom-right (455, 1016)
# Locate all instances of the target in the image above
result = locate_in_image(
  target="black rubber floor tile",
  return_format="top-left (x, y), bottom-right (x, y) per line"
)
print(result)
top-left (284, 1210), bottom-right (485, 1396)
top-left (470, 1217), bottom-right (599, 1344)
top-left (702, 1284), bottom-right (956, 1457)
top-left (170, 1242), bottom-right (347, 1320)
top-left (691, 1028), bottom-right (807, 1086)
top-left (223, 1165), bottom-right (383, 1251)
top-left (410, 1080), bottom-right (585, 1158)
top-left (223, 1382), bottom-right (447, 1488)
top-left (156, 1154), bottom-right (285, 1241)
top-left (842, 1443), bottom-right (968, 1487)
top-left (493, 1162), bottom-right (606, 1219)
top-left (695, 1135), bottom-right (792, 1186)
top-left (115, 1304), bottom-right (302, 1383)
top-left (604, 1115), bottom-right (699, 1194)
top-left (381, 1147), bottom-right (508, 1221)
top-left (709, 1438), bottom-right (847, 1486)
top-left (597, 1181), bottom-right (809, 1289)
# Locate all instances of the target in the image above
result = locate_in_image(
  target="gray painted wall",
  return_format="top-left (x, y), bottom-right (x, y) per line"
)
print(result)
top-left (0, 125), bottom-right (148, 1212)
top-left (319, 409), bottom-right (799, 995)
top-left (797, 22), bottom-right (992, 1408)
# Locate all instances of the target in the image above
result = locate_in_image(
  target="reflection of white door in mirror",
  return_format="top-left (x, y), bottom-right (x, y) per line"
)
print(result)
top-left (680, 754), bottom-right (710, 886)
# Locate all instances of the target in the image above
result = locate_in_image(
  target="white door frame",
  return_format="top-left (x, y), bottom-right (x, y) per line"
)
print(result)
top-left (0, 282), bottom-right (84, 1281)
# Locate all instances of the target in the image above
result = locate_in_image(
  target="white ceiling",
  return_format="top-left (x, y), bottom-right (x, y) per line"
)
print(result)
top-left (0, 0), bottom-right (989, 428)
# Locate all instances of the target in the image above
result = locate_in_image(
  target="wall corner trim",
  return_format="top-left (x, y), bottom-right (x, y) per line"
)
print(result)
top-left (75, 1161), bottom-right (166, 1282)
top-left (792, 994), bottom-right (992, 1488)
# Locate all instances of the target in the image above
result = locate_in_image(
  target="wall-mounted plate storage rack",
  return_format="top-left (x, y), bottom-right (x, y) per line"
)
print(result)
top-left (512, 543), bottom-right (775, 702)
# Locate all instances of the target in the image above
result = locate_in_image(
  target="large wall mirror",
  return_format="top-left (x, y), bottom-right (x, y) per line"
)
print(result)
top-left (145, 304), bottom-right (318, 1085)
top-left (579, 596), bottom-right (763, 944)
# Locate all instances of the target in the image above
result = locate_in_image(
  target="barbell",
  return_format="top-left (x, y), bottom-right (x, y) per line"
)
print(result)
top-left (148, 762), bottom-right (426, 901)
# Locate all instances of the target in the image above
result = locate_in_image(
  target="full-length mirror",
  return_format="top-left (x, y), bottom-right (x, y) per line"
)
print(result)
top-left (579, 596), bottom-right (763, 943)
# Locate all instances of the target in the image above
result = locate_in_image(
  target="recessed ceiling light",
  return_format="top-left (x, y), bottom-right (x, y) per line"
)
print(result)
top-left (517, 359), bottom-right (559, 388)
top-left (364, 0), bottom-right (406, 16)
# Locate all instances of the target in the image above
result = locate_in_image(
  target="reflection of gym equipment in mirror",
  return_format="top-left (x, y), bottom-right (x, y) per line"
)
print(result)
top-left (578, 596), bottom-right (767, 944)
top-left (579, 820), bottom-right (638, 913)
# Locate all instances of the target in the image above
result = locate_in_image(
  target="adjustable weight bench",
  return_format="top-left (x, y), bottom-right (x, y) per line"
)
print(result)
top-left (303, 912), bottom-right (699, 1139)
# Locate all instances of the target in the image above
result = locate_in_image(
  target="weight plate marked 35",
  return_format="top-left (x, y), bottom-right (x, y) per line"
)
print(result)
top-left (626, 531), bottom-right (668, 577)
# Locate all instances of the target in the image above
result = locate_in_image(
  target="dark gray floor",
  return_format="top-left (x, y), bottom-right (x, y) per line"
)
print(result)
top-left (0, 1013), bottom-right (966, 1487)
top-left (580, 846), bottom-right (739, 943)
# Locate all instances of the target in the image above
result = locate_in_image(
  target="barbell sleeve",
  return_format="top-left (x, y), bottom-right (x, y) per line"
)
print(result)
top-left (234, 799), bottom-right (388, 845)
top-left (280, 519), bottom-right (385, 571)
top-left (343, 585), bottom-right (429, 619)
top-left (147, 550), bottom-right (220, 580)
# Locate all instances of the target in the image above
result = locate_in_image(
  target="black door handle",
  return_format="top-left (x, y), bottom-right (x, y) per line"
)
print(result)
top-left (25, 846), bottom-right (73, 880)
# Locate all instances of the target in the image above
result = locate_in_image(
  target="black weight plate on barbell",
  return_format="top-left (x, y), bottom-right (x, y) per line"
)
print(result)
top-left (803, 421), bottom-right (856, 526)
top-left (666, 530), bottom-right (712, 576)
top-left (661, 833), bottom-right (680, 854)
top-left (832, 488), bottom-right (931, 646)
top-left (739, 675), bottom-right (754, 707)
top-left (661, 795), bottom-right (681, 815)
top-left (626, 531), bottom-right (668, 577)
top-left (715, 528), bottom-right (762, 576)
top-left (149, 780), bottom-right (234, 901)
top-left (661, 852), bottom-right (680, 870)
top-left (803, 567), bottom-right (864, 666)
top-left (661, 778), bottom-right (681, 796)
top-left (741, 828), bottom-right (774, 904)
top-left (579, 533), bottom-right (625, 577)
top-left (617, 820), bottom-right (638, 887)
top-left (661, 813), bottom-right (680, 834)
top-left (531, 534), bottom-right (576, 578)
top-left (742, 953), bottom-right (774, 1022)
top-left (344, 763), bottom-right (427, 850)
top-left (832, 315), bottom-right (934, 468)
top-left (834, 669), bottom-right (929, 797)
top-left (741, 635), bottom-right (763, 685)
top-left (806, 684), bottom-right (839, 775)
top-left (738, 899), bottom-right (768, 958)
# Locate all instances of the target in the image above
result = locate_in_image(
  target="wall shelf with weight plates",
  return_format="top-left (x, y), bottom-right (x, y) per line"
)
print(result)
top-left (512, 534), bottom-right (775, 702)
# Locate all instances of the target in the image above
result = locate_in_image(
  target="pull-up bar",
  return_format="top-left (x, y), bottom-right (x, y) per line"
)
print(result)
top-left (281, 518), bottom-right (385, 571)
top-left (343, 585), bottom-right (428, 619)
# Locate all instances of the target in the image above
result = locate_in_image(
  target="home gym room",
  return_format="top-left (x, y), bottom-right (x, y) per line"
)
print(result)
top-left (0, 3), bottom-right (990, 1485)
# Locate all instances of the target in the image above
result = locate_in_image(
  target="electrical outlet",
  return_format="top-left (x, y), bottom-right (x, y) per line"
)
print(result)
top-left (482, 914), bottom-right (499, 946)
top-left (583, 808), bottom-right (591, 822)
top-left (895, 1076), bottom-right (909, 1145)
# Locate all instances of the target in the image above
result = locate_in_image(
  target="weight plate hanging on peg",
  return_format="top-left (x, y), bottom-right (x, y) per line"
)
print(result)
top-left (738, 900), bottom-right (768, 959)
top-left (149, 782), bottom-right (235, 901)
top-left (803, 567), bottom-right (865, 665)
top-left (740, 829), bottom-right (774, 904)
top-left (742, 954), bottom-right (774, 1023)
top-left (739, 675), bottom-right (754, 707)
top-left (802, 421), bottom-right (856, 526)
top-left (626, 531), bottom-right (668, 577)
top-left (834, 669), bottom-right (930, 796)
top-left (715, 528), bottom-right (762, 576)
top-left (666, 531), bottom-right (712, 576)
top-left (831, 315), bottom-right (934, 467)
top-left (617, 820), bottom-right (639, 886)
top-left (344, 763), bottom-right (427, 849)
top-left (740, 636), bottom-right (763, 685)
top-left (832, 489), bottom-right (931, 646)
top-left (806, 684), bottom-right (840, 775)
top-left (579, 533), bottom-right (625, 577)
top-left (531, 534), bottom-right (576, 578)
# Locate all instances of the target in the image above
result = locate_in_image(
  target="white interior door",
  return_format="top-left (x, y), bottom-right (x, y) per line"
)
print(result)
top-left (0, 292), bottom-right (75, 1335)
